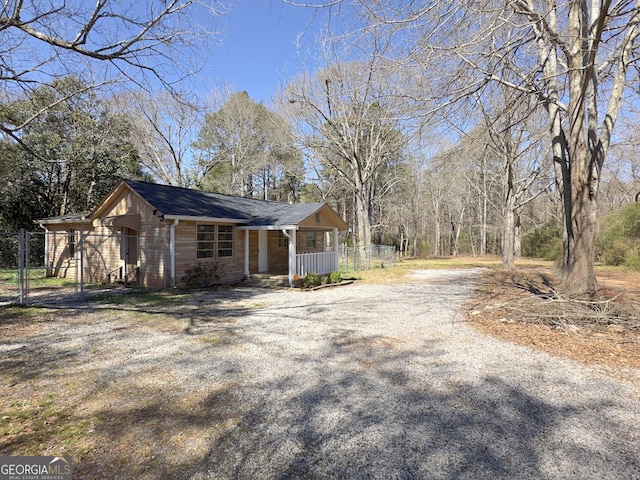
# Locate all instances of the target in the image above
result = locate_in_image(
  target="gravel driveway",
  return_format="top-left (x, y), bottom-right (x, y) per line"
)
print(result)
top-left (7, 269), bottom-right (640, 479)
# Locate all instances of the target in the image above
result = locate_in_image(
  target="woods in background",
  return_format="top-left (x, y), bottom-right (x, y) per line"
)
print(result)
top-left (2, 1), bottom-right (640, 294)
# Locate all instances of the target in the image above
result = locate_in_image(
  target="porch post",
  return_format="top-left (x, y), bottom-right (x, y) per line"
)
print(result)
top-left (289, 228), bottom-right (296, 287)
top-left (281, 228), bottom-right (297, 287)
top-left (121, 228), bottom-right (127, 283)
top-left (170, 219), bottom-right (179, 287)
top-left (333, 227), bottom-right (339, 271)
top-left (243, 230), bottom-right (250, 277)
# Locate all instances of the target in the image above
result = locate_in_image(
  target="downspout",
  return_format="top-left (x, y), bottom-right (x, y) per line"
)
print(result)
top-left (38, 223), bottom-right (49, 276)
top-left (333, 227), bottom-right (339, 272)
top-left (170, 219), bottom-right (179, 288)
top-left (282, 228), bottom-right (296, 287)
top-left (244, 230), bottom-right (250, 277)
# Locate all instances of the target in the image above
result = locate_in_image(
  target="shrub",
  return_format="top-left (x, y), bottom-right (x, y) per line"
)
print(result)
top-left (620, 202), bottom-right (640, 238)
top-left (302, 272), bottom-right (320, 288)
top-left (601, 239), bottom-right (629, 266)
top-left (597, 203), bottom-right (640, 269)
top-left (624, 248), bottom-right (640, 270)
top-left (182, 261), bottom-right (223, 289)
top-left (522, 224), bottom-right (562, 260)
top-left (330, 271), bottom-right (342, 284)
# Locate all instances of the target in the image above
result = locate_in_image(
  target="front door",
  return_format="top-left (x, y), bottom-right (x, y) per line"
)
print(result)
top-left (258, 230), bottom-right (268, 272)
top-left (124, 228), bottom-right (138, 272)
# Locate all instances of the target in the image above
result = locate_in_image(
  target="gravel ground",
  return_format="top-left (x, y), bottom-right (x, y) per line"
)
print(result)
top-left (5, 268), bottom-right (640, 479)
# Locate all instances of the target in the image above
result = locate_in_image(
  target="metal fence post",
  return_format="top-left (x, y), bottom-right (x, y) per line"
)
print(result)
top-left (18, 229), bottom-right (25, 305)
top-left (79, 228), bottom-right (84, 301)
top-left (25, 230), bottom-right (31, 303)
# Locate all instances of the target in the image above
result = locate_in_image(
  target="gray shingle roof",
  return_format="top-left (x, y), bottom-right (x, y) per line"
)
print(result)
top-left (124, 179), bottom-right (324, 227)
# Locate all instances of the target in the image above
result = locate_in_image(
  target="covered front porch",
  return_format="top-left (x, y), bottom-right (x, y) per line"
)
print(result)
top-left (239, 226), bottom-right (340, 287)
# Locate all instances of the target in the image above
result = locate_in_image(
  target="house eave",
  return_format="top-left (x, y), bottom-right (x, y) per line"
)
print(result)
top-left (36, 216), bottom-right (92, 226)
top-left (237, 225), bottom-right (298, 231)
top-left (162, 214), bottom-right (248, 224)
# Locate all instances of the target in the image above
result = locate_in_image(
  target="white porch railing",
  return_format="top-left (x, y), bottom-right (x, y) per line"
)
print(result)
top-left (296, 252), bottom-right (338, 276)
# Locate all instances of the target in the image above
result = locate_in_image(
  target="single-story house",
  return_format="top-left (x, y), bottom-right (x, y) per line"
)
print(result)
top-left (37, 179), bottom-right (348, 288)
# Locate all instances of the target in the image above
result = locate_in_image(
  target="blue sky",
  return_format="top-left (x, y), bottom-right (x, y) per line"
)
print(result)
top-left (202, 1), bottom-right (327, 103)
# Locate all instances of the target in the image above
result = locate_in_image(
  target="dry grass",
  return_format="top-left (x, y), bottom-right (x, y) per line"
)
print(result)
top-left (354, 255), bottom-right (509, 284)
top-left (0, 299), bottom-right (244, 479)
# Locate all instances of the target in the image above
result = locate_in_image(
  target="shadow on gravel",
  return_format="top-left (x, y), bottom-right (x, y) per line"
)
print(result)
top-left (166, 333), bottom-right (637, 479)
top-left (2, 280), bottom-right (638, 479)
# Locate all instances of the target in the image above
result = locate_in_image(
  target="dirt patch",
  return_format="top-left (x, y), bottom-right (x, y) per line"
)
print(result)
top-left (466, 266), bottom-right (640, 384)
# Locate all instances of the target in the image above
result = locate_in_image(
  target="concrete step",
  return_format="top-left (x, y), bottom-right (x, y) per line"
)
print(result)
top-left (245, 274), bottom-right (289, 288)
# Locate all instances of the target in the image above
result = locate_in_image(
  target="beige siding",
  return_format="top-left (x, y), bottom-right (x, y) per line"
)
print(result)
top-left (175, 222), bottom-right (246, 287)
top-left (45, 227), bottom-right (84, 279)
top-left (296, 230), bottom-right (325, 254)
top-left (96, 188), bottom-right (169, 288)
top-left (298, 204), bottom-right (346, 230)
top-left (44, 187), bottom-right (171, 288)
top-left (268, 231), bottom-right (289, 273)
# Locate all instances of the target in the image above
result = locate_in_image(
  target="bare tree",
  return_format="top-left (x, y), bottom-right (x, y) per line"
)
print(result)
top-left (472, 86), bottom-right (552, 269)
top-left (329, 0), bottom-right (640, 294)
top-left (1, 0), bottom-right (226, 147)
top-left (115, 90), bottom-right (203, 187)
top-left (463, 0), bottom-right (640, 293)
top-left (281, 39), bottom-right (417, 247)
top-left (196, 91), bottom-right (301, 198)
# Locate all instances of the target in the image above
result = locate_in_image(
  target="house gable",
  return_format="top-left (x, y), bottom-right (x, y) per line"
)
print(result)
top-left (89, 180), bottom-right (157, 225)
top-left (298, 204), bottom-right (349, 231)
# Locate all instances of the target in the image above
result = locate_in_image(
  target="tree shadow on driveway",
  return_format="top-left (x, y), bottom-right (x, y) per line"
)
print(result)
top-left (180, 330), bottom-right (639, 480)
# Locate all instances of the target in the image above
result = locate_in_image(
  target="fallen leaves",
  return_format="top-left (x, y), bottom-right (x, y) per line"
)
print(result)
top-left (467, 268), bottom-right (640, 383)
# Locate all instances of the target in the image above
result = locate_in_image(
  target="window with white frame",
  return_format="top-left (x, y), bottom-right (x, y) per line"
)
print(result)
top-left (197, 225), bottom-right (216, 258)
top-left (217, 225), bottom-right (233, 257)
top-left (306, 232), bottom-right (316, 249)
top-left (197, 224), bottom-right (234, 259)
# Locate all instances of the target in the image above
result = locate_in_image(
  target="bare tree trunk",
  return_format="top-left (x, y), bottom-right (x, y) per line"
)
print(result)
top-left (432, 196), bottom-right (441, 256)
top-left (480, 157), bottom-right (487, 256)
top-left (514, 213), bottom-right (522, 258)
top-left (355, 185), bottom-right (372, 266)
top-left (502, 124), bottom-right (516, 270)
top-left (562, 156), bottom-right (598, 293)
top-left (502, 191), bottom-right (516, 270)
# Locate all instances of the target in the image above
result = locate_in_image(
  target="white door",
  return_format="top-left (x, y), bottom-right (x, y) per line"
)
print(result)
top-left (258, 230), bottom-right (268, 272)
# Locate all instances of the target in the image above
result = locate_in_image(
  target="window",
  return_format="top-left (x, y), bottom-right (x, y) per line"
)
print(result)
top-left (306, 232), bottom-right (316, 249)
top-left (197, 225), bottom-right (215, 258)
top-left (67, 229), bottom-right (76, 257)
top-left (217, 225), bottom-right (233, 257)
top-left (197, 224), bottom-right (233, 258)
top-left (278, 231), bottom-right (288, 248)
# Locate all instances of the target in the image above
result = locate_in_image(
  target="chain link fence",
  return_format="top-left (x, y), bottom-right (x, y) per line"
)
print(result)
top-left (0, 230), bottom-right (47, 305)
top-left (339, 245), bottom-right (397, 272)
top-left (1, 230), bottom-right (169, 306)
